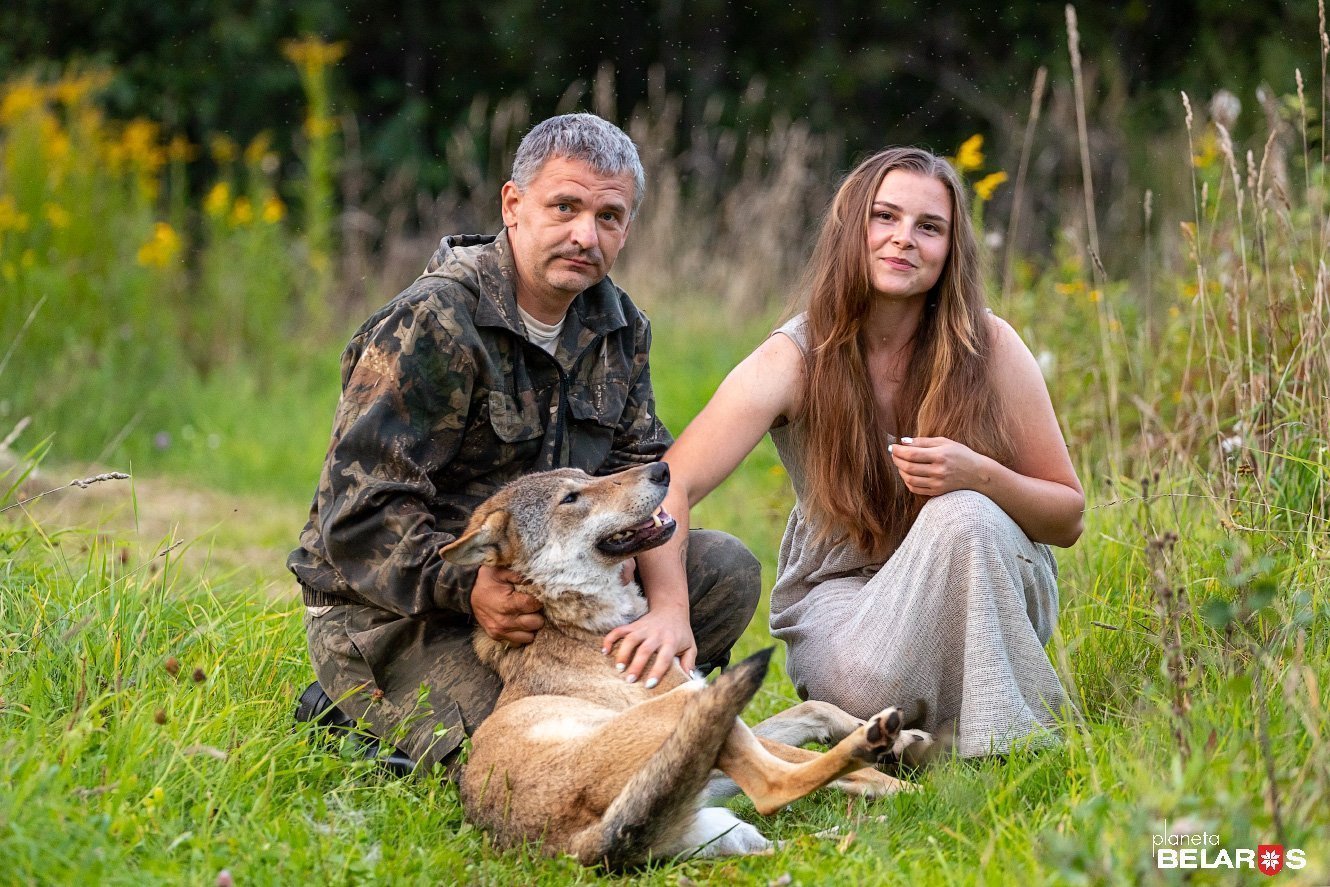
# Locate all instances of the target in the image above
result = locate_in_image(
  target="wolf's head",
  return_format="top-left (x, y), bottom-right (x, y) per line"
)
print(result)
top-left (440, 463), bottom-right (677, 624)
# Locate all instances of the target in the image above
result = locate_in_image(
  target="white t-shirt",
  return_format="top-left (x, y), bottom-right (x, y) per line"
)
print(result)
top-left (517, 304), bottom-right (566, 356)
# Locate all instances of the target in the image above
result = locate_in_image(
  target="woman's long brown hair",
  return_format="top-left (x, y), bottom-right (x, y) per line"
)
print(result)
top-left (796, 147), bottom-right (1014, 556)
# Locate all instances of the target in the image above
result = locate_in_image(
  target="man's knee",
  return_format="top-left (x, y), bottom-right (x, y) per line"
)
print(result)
top-left (684, 530), bottom-right (761, 672)
top-left (685, 529), bottom-right (762, 611)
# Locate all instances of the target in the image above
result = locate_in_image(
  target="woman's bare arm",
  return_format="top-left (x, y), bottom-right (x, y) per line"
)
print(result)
top-left (611, 332), bottom-right (805, 683)
top-left (889, 316), bottom-right (1085, 546)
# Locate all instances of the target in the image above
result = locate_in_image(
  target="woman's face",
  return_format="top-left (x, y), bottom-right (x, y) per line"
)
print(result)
top-left (865, 169), bottom-right (953, 301)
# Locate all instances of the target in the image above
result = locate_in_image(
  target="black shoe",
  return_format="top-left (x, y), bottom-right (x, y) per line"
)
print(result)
top-left (295, 680), bottom-right (356, 729)
top-left (294, 680), bottom-right (417, 777)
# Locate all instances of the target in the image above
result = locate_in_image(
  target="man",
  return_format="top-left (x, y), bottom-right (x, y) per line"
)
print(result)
top-left (290, 113), bottom-right (761, 773)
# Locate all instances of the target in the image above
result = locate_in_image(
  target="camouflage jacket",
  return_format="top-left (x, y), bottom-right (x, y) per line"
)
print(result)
top-left (288, 230), bottom-right (672, 619)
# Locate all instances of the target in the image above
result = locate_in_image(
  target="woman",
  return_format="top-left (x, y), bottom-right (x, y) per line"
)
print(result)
top-left (617, 147), bottom-right (1084, 757)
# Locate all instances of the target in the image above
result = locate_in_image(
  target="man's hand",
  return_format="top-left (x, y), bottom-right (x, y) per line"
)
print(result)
top-left (470, 565), bottom-right (544, 645)
top-left (601, 604), bottom-right (696, 690)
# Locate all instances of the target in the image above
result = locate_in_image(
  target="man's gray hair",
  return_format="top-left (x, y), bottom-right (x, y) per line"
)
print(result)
top-left (511, 114), bottom-right (646, 217)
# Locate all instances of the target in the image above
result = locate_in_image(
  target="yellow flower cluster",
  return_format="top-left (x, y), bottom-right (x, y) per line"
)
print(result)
top-left (950, 134), bottom-right (1009, 204)
top-left (203, 181), bottom-right (285, 227)
top-left (953, 134), bottom-right (985, 172)
top-left (973, 171), bottom-right (1008, 201)
top-left (0, 195), bottom-right (31, 233)
top-left (44, 203), bottom-right (71, 229)
top-left (0, 72), bottom-right (110, 123)
top-left (281, 37), bottom-right (348, 74)
top-left (136, 222), bottom-right (181, 268)
top-left (1191, 130), bottom-right (1218, 169)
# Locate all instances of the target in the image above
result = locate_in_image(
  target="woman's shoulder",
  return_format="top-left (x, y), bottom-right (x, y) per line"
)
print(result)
top-left (770, 312), bottom-right (810, 354)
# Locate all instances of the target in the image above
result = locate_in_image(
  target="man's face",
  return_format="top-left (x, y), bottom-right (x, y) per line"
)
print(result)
top-left (501, 156), bottom-right (636, 313)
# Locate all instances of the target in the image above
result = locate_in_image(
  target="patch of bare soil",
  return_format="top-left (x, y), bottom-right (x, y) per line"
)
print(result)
top-left (2, 453), bottom-right (304, 596)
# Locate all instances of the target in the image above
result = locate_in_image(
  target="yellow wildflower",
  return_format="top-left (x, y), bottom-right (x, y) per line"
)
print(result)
top-left (1054, 280), bottom-right (1084, 296)
top-left (167, 134), bottom-right (198, 163)
top-left (304, 115), bottom-right (339, 139)
top-left (44, 203), bottom-right (71, 229)
top-left (261, 194), bottom-right (286, 224)
top-left (0, 80), bottom-right (46, 123)
top-left (973, 171), bottom-right (1008, 201)
top-left (243, 132), bottom-right (272, 166)
top-left (0, 196), bottom-right (31, 233)
top-left (44, 127), bottom-right (72, 165)
top-left (1192, 130), bottom-right (1218, 168)
top-left (1089, 289), bottom-right (1102, 303)
top-left (121, 119), bottom-right (163, 168)
top-left (136, 222), bottom-right (181, 269)
top-left (210, 134), bottom-right (238, 164)
top-left (204, 182), bottom-right (231, 218)
top-left (52, 71), bottom-right (111, 106)
top-left (1168, 306), bottom-right (1181, 319)
top-left (953, 134), bottom-right (985, 172)
top-left (229, 197), bottom-right (253, 226)
top-left (282, 37), bottom-right (348, 73)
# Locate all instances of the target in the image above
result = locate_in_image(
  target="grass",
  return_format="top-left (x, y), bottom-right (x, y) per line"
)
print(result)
top-left (2, 45), bottom-right (1330, 885)
top-left (2, 302), bottom-right (1328, 884)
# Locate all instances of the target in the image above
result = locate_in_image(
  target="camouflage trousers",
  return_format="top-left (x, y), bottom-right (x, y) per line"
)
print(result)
top-left (304, 529), bottom-right (761, 774)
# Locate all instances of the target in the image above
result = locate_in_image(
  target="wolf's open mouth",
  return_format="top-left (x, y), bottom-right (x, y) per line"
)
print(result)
top-left (596, 505), bottom-right (677, 556)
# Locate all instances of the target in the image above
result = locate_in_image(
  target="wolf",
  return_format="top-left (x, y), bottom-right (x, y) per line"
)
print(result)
top-left (441, 461), bottom-right (931, 869)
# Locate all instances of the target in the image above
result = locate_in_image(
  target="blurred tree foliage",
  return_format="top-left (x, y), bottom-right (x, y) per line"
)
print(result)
top-left (0, 0), bottom-right (1319, 192)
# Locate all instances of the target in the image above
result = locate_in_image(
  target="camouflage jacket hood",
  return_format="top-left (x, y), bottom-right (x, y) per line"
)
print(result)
top-left (288, 230), bottom-right (672, 618)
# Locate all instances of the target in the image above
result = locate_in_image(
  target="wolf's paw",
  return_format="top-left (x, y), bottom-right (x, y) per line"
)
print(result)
top-left (857, 707), bottom-right (903, 762)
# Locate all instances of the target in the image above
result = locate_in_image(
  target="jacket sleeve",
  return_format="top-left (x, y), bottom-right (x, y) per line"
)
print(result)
top-left (316, 300), bottom-right (480, 618)
top-left (601, 313), bottom-right (674, 473)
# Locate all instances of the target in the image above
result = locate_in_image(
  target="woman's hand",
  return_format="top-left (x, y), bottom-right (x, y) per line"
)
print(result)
top-left (889, 435), bottom-right (992, 497)
top-left (601, 604), bottom-right (697, 690)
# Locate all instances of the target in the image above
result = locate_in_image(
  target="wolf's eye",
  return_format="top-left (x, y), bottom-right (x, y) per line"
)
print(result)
top-left (560, 492), bottom-right (579, 505)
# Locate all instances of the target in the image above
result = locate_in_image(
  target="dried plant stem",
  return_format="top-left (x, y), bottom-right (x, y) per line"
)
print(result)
top-left (0, 472), bottom-right (131, 514)
top-left (0, 295), bottom-right (47, 382)
top-left (1002, 66), bottom-right (1047, 300)
top-left (1066, 4), bottom-right (1121, 471)
top-left (1066, 6), bottom-right (1100, 259)
top-left (1254, 650), bottom-right (1288, 848)
top-left (0, 417), bottom-right (31, 452)
top-left (1321, 0), bottom-right (1328, 256)
top-left (1150, 530), bottom-right (1190, 757)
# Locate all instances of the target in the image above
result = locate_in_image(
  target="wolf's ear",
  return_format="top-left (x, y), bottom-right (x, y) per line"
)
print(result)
top-left (440, 510), bottom-right (511, 566)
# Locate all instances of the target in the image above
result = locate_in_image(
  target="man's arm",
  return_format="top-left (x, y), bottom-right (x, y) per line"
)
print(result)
top-left (316, 300), bottom-right (481, 618)
top-left (600, 313), bottom-right (673, 472)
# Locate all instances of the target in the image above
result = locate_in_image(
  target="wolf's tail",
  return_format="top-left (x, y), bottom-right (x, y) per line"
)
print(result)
top-left (570, 647), bottom-right (773, 870)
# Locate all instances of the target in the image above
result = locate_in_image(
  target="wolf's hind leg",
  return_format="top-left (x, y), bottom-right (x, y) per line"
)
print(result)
top-left (716, 707), bottom-right (918, 815)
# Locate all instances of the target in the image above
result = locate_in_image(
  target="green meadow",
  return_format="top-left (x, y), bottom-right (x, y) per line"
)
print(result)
top-left (2, 50), bottom-right (1328, 885)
